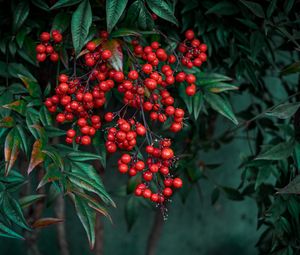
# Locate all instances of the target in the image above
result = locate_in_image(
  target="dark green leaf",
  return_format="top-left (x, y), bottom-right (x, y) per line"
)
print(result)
top-left (106, 0), bottom-right (128, 33)
top-left (50, 0), bottom-right (82, 10)
top-left (71, 0), bottom-right (92, 56)
top-left (73, 195), bottom-right (96, 249)
top-left (265, 102), bottom-right (300, 119)
top-left (256, 139), bottom-right (295, 160)
top-left (146, 0), bottom-right (178, 25)
top-left (205, 1), bottom-right (238, 16)
top-left (240, 0), bottom-right (265, 18)
top-left (19, 194), bottom-right (45, 208)
top-left (13, 1), bottom-right (30, 33)
top-left (204, 92), bottom-right (238, 125)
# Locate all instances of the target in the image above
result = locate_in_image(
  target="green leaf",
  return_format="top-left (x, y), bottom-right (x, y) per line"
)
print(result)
top-left (240, 0), bottom-right (265, 18)
top-left (278, 175), bottom-right (300, 194)
top-left (2, 192), bottom-right (30, 230)
top-left (70, 162), bottom-right (115, 206)
top-left (2, 100), bottom-right (26, 115)
top-left (146, 0), bottom-right (178, 26)
top-left (19, 194), bottom-right (45, 208)
top-left (281, 62), bottom-right (300, 75)
top-left (205, 1), bottom-right (238, 16)
top-left (8, 63), bottom-right (35, 79)
top-left (18, 75), bottom-right (41, 98)
top-left (44, 126), bottom-right (65, 137)
top-left (0, 116), bottom-right (15, 128)
top-left (28, 140), bottom-right (45, 174)
top-left (38, 164), bottom-right (63, 189)
top-left (73, 195), bottom-right (96, 249)
top-left (106, 0), bottom-right (128, 33)
top-left (204, 82), bottom-right (239, 93)
top-left (67, 151), bottom-right (103, 162)
top-left (267, 0), bottom-right (277, 18)
top-left (15, 125), bottom-right (29, 156)
top-left (204, 92), bottom-right (238, 125)
top-left (265, 102), bottom-right (300, 119)
top-left (50, 0), bottom-right (82, 9)
top-left (193, 92), bottom-right (203, 120)
top-left (256, 139), bottom-right (295, 160)
top-left (0, 223), bottom-right (24, 239)
top-left (39, 106), bottom-right (52, 126)
top-left (52, 12), bottom-right (71, 33)
top-left (31, 0), bottom-right (50, 11)
top-left (4, 128), bottom-right (21, 176)
top-left (284, 0), bottom-right (295, 14)
top-left (250, 31), bottom-right (265, 58)
top-left (13, 1), bottom-right (30, 33)
top-left (26, 108), bottom-right (41, 140)
top-left (71, 0), bottom-right (92, 56)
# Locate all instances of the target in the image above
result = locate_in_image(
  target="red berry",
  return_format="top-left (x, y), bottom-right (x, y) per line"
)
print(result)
top-left (185, 30), bottom-right (195, 40)
top-left (142, 64), bottom-right (153, 74)
top-left (56, 113), bottom-right (65, 123)
top-left (143, 171), bottom-right (153, 181)
top-left (151, 193), bottom-right (159, 202)
top-left (161, 148), bottom-right (174, 159)
top-left (101, 50), bottom-right (112, 60)
top-left (81, 135), bottom-right (91, 145)
top-left (40, 32), bottom-right (50, 42)
top-left (121, 154), bottom-right (131, 164)
top-left (118, 164), bottom-right (128, 174)
top-left (50, 52), bottom-right (59, 62)
top-left (163, 187), bottom-right (173, 197)
top-left (36, 44), bottom-right (46, 53)
top-left (67, 129), bottom-right (76, 138)
top-left (37, 53), bottom-right (46, 62)
top-left (173, 178), bottom-right (183, 188)
top-left (143, 189), bottom-right (152, 199)
top-left (86, 41), bottom-right (96, 51)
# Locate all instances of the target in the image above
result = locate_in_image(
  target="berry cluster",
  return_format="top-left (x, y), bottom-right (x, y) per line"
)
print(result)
top-left (178, 29), bottom-right (207, 69)
top-left (105, 118), bottom-right (146, 153)
top-left (43, 29), bottom-right (207, 207)
top-left (36, 30), bottom-right (63, 62)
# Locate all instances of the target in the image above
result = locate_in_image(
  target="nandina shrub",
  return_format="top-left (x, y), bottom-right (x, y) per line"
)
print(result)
top-left (0, 1), bottom-right (300, 255)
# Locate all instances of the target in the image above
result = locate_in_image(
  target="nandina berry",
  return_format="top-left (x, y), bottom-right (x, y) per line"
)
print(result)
top-left (101, 50), bottom-right (112, 60)
top-left (186, 84), bottom-right (196, 96)
top-left (118, 164), bottom-right (128, 173)
top-left (81, 135), bottom-right (91, 145)
top-left (56, 113), bottom-right (65, 123)
top-left (37, 53), bottom-right (46, 62)
top-left (161, 148), bottom-right (174, 159)
top-left (77, 118), bottom-right (87, 127)
top-left (142, 64), bottom-right (153, 74)
top-left (36, 44), bottom-right (46, 53)
top-left (86, 41), bottom-right (96, 51)
top-left (185, 29), bottom-right (195, 40)
top-left (67, 129), bottom-right (76, 138)
top-left (135, 161), bottom-right (145, 171)
top-left (143, 189), bottom-right (152, 199)
top-left (151, 193), bottom-right (159, 202)
top-left (173, 178), bottom-right (183, 188)
top-left (163, 187), bottom-right (173, 197)
top-left (143, 171), bottom-right (153, 181)
top-left (136, 125), bottom-right (146, 136)
top-left (113, 71), bottom-right (125, 83)
top-left (164, 178), bottom-right (173, 187)
top-left (185, 74), bottom-right (196, 84)
top-left (40, 32), bottom-right (50, 42)
top-left (121, 154), bottom-right (131, 164)
top-left (50, 52), bottom-right (59, 62)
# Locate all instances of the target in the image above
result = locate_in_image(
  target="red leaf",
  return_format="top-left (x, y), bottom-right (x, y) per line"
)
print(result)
top-left (32, 218), bottom-right (63, 228)
top-left (28, 139), bottom-right (45, 174)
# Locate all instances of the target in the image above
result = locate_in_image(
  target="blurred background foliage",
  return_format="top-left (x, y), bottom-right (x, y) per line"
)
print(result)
top-left (0, 0), bottom-right (300, 255)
